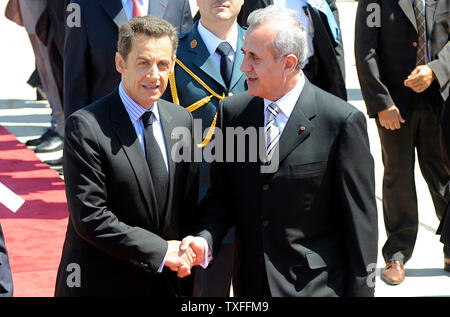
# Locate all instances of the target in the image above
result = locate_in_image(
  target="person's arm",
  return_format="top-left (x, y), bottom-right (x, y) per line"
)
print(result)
top-left (354, 0), bottom-right (395, 117)
top-left (179, 0), bottom-right (194, 34)
top-left (336, 110), bottom-right (378, 297)
top-left (63, 0), bottom-right (89, 117)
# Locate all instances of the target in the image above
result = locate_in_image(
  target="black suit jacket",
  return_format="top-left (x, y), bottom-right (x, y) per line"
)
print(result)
top-left (0, 224), bottom-right (13, 297)
top-left (355, 0), bottom-right (450, 118)
top-left (197, 79), bottom-right (378, 297)
top-left (64, 0), bottom-right (193, 117)
top-left (439, 97), bottom-right (450, 245)
top-left (237, 0), bottom-right (347, 100)
top-left (55, 90), bottom-right (198, 296)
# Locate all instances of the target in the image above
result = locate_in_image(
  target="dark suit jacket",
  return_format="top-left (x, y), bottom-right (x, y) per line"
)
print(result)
top-left (355, 0), bottom-right (450, 118)
top-left (237, 0), bottom-right (347, 100)
top-left (439, 97), bottom-right (450, 245)
top-left (197, 79), bottom-right (378, 297)
top-left (0, 224), bottom-right (13, 297)
top-left (64, 0), bottom-right (193, 117)
top-left (55, 90), bottom-right (198, 296)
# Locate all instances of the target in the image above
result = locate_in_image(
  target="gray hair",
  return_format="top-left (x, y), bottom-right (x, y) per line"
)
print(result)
top-left (247, 5), bottom-right (308, 70)
top-left (118, 15), bottom-right (178, 60)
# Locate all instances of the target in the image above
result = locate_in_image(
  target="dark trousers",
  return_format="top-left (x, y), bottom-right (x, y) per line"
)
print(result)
top-left (376, 103), bottom-right (450, 264)
top-left (193, 242), bottom-right (234, 297)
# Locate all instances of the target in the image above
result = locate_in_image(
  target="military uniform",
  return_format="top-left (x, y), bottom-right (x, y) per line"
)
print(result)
top-left (162, 21), bottom-right (247, 296)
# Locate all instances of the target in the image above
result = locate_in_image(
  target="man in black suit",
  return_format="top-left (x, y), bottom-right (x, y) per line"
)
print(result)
top-left (64, 0), bottom-right (193, 118)
top-left (0, 224), bottom-right (13, 297)
top-left (55, 16), bottom-right (198, 296)
top-left (355, 0), bottom-right (450, 284)
top-left (438, 97), bottom-right (450, 272)
top-left (179, 6), bottom-right (378, 297)
top-left (237, 0), bottom-right (347, 100)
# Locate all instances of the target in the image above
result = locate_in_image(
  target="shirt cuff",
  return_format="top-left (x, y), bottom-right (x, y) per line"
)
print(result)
top-left (194, 236), bottom-right (212, 269)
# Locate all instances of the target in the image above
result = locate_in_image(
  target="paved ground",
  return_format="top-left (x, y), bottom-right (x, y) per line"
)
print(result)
top-left (0, 1), bottom-right (449, 296)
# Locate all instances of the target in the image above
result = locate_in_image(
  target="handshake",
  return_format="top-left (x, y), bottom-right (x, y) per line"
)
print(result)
top-left (164, 236), bottom-right (207, 278)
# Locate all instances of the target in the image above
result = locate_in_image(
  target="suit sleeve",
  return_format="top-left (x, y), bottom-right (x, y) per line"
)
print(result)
top-left (336, 110), bottom-right (378, 297)
top-left (428, 40), bottom-right (450, 100)
top-left (179, 0), bottom-right (194, 34)
top-left (327, 0), bottom-right (346, 81)
top-left (355, 0), bottom-right (395, 117)
top-left (63, 112), bottom-right (168, 273)
top-left (63, 0), bottom-right (89, 117)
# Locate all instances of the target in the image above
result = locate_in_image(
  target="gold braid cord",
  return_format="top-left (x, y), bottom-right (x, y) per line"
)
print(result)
top-left (169, 58), bottom-right (226, 148)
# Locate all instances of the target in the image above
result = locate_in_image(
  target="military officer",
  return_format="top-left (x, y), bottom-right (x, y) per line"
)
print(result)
top-left (162, 0), bottom-right (247, 297)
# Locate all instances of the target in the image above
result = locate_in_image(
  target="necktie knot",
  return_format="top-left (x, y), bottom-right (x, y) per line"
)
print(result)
top-left (267, 103), bottom-right (281, 118)
top-left (216, 42), bottom-right (232, 57)
top-left (141, 111), bottom-right (154, 127)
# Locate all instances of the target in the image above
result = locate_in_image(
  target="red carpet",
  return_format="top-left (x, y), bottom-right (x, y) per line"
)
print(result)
top-left (0, 125), bottom-right (68, 297)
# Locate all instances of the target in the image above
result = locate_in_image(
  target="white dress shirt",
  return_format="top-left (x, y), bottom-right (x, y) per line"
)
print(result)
top-left (263, 72), bottom-right (306, 136)
top-left (197, 20), bottom-right (238, 71)
top-left (121, 0), bottom-right (149, 19)
top-left (273, 0), bottom-right (315, 63)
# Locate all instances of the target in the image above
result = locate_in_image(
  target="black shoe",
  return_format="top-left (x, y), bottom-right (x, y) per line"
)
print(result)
top-left (44, 157), bottom-right (63, 166)
top-left (25, 129), bottom-right (54, 147)
top-left (34, 134), bottom-right (64, 153)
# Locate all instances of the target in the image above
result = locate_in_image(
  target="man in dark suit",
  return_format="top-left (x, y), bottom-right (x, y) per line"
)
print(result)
top-left (179, 6), bottom-right (378, 297)
top-left (0, 224), bottom-right (13, 297)
top-left (355, 0), bottom-right (450, 284)
top-left (162, 0), bottom-right (247, 297)
top-left (237, 0), bottom-right (346, 101)
top-left (64, 0), bottom-right (193, 118)
top-left (55, 16), bottom-right (198, 296)
top-left (438, 97), bottom-right (450, 272)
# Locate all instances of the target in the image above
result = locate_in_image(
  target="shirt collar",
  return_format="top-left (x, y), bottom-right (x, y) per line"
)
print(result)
top-left (118, 82), bottom-right (160, 123)
top-left (263, 73), bottom-right (305, 119)
top-left (197, 20), bottom-right (238, 56)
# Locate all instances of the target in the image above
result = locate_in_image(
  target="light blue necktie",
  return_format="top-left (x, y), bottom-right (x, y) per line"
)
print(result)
top-left (307, 0), bottom-right (340, 44)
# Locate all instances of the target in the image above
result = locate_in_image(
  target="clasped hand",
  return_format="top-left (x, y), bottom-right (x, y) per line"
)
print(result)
top-left (164, 236), bottom-right (206, 278)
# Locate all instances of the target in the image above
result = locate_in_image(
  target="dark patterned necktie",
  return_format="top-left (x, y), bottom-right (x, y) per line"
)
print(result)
top-left (141, 111), bottom-right (168, 216)
top-left (413, 0), bottom-right (426, 65)
top-left (265, 103), bottom-right (281, 162)
top-left (216, 41), bottom-right (233, 89)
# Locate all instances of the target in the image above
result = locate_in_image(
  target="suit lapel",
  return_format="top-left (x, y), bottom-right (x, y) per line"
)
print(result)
top-left (229, 26), bottom-right (246, 91)
top-left (189, 23), bottom-right (228, 90)
top-left (157, 100), bottom-right (177, 225)
top-left (95, 0), bottom-right (127, 28)
top-left (109, 89), bottom-right (159, 225)
top-left (277, 79), bottom-right (317, 165)
top-left (398, 0), bottom-right (418, 31)
top-left (149, 0), bottom-right (168, 18)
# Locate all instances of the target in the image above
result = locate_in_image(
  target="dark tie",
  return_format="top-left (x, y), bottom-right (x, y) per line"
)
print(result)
top-left (413, 0), bottom-right (426, 65)
top-left (265, 103), bottom-right (281, 162)
top-left (216, 41), bottom-right (233, 89)
top-left (141, 111), bottom-right (168, 216)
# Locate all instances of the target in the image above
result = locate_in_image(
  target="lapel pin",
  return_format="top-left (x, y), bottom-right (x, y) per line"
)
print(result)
top-left (191, 40), bottom-right (197, 49)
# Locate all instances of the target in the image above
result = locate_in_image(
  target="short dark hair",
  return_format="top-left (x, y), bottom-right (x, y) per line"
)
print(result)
top-left (117, 16), bottom-right (178, 60)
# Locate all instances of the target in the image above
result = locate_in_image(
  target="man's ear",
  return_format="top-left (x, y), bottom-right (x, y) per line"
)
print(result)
top-left (115, 52), bottom-right (126, 74)
top-left (284, 54), bottom-right (298, 74)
